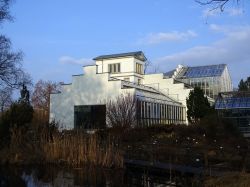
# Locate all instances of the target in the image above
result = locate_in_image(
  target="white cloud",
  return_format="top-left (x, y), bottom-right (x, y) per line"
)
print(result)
top-left (138, 30), bottom-right (197, 45)
top-left (209, 24), bottom-right (250, 39)
top-left (202, 8), bottom-right (221, 17)
top-left (202, 8), bottom-right (243, 17)
top-left (59, 56), bottom-right (93, 66)
top-left (155, 25), bottom-right (250, 86)
top-left (227, 8), bottom-right (243, 16)
top-left (209, 24), bottom-right (226, 32)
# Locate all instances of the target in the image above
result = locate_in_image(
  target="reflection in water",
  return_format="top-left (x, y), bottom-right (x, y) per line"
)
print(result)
top-left (0, 165), bottom-right (202, 187)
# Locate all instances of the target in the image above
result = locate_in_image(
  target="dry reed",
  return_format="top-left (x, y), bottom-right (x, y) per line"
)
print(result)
top-left (40, 131), bottom-right (123, 168)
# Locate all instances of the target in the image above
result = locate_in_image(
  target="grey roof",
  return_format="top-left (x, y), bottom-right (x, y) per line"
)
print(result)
top-left (93, 51), bottom-right (147, 61)
top-left (183, 64), bottom-right (226, 78)
top-left (215, 91), bottom-right (250, 109)
top-left (163, 69), bottom-right (175, 77)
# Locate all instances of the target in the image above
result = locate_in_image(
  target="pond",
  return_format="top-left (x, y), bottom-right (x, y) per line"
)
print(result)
top-left (0, 165), bottom-right (203, 187)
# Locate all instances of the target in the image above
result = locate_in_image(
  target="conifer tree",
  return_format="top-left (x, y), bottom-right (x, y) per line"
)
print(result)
top-left (186, 87), bottom-right (211, 123)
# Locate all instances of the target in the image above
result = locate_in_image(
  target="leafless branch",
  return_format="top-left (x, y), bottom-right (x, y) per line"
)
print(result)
top-left (0, 0), bottom-right (13, 24)
top-left (0, 35), bottom-right (31, 89)
top-left (196, 0), bottom-right (240, 11)
top-left (0, 86), bottom-right (12, 112)
top-left (106, 93), bottom-right (137, 129)
top-left (31, 80), bottom-right (61, 113)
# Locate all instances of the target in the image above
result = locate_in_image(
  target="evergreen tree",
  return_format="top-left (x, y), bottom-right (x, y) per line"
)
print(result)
top-left (0, 85), bottom-right (33, 130)
top-left (246, 77), bottom-right (250, 90)
top-left (238, 77), bottom-right (250, 91)
top-left (186, 87), bottom-right (211, 124)
top-left (0, 85), bottom-right (33, 145)
top-left (238, 79), bottom-right (248, 91)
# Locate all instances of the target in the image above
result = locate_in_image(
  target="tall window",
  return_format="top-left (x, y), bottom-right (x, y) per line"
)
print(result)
top-left (108, 63), bottom-right (120, 73)
top-left (136, 63), bottom-right (143, 74)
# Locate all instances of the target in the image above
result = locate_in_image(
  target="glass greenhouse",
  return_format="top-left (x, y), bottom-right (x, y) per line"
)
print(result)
top-left (215, 91), bottom-right (250, 137)
top-left (165, 64), bottom-right (233, 99)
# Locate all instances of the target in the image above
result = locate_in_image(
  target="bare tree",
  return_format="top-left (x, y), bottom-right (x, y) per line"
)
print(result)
top-left (0, 0), bottom-right (31, 89)
top-left (0, 86), bottom-right (12, 112)
top-left (144, 60), bottom-right (152, 74)
top-left (31, 80), bottom-right (61, 113)
top-left (106, 93), bottom-right (137, 129)
top-left (196, 0), bottom-right (241, 11)
top-left (0, 35), bottom-right (26, 88)
top-left (0, 0), bottom-right (13, 23)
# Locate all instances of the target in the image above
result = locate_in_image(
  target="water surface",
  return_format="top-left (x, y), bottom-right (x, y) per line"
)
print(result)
top-left (0, 165), bottom-right (202, 187)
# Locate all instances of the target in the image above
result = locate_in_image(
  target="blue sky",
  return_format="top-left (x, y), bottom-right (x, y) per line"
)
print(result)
top-left (2, 0), bottom-right (250, 87)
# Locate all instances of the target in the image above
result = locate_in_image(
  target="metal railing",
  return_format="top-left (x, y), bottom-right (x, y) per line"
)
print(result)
top-left (109, 77), bottom-right (160, 94)
top-left (109, 77), bottom-right (182, 104)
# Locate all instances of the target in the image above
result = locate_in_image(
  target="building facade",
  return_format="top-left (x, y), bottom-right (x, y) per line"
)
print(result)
top-left (50, 51), bottom-right (233, 130)
top-left (215, 91), bottom-right (250, 137)
top-left (164, 64), bottom-right (233, 99)
top-left (50, 52), bottom-right (191, 129)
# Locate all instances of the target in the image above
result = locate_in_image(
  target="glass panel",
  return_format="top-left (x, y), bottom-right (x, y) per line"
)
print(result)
top-left (184, 64), bottom-right (225, 78)
top-left (74, 105), bottom-right (106, 129)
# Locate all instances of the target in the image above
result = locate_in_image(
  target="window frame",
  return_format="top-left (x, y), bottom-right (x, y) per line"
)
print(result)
top-left (108, 63), bottom-right (121, 74)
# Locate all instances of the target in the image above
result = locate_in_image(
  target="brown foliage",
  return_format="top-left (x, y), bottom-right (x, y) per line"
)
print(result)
top-left (31, 80), bottom-right (61, 114)
top-left (41, 131), bottom-right (123, 168)
top-left (106, 93), bottom-right (137, 129)
top-left (205, 172), bottom-right (250, 187)
top-left (2, 122), bottom-right (123, 168)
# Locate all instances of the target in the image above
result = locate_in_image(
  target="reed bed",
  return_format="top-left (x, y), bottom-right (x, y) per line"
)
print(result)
top-left (205, 172), bottom-right (250, 187)
top-left (3, 125), bottom-right (123, 168)
top-left (40, 131), bottom-right (123, 168)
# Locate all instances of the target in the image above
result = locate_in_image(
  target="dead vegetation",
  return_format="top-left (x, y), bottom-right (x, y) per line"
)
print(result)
top-left (0, 123), bottom-right (123, 168)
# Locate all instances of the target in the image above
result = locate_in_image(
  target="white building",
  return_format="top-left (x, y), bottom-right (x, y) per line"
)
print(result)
top-left (50, 51), bottom-right (191, 129)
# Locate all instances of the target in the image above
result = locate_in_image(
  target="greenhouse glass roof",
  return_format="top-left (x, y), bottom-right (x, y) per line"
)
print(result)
top-left (215, 91), bottom-right (250, 109)
top-left (183, 64), bottom-right (226, 78)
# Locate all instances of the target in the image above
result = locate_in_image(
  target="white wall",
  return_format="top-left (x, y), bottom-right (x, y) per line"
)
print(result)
top-left (50, 55), bottom-right (190, 129)
top-left (96, 57), bottom-right (145, 84)
top-left (143, 73), bottom-right (192, 107)
top-left (96, 57), bottom-right (135, 74)
top-left (50, 65), bottom-right (135, 129)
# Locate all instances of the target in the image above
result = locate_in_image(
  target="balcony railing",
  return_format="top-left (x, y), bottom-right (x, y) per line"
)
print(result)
top-left (109, 77), bottom-right (181, 104)
top-left (122, 80), bottom-right (160, 94)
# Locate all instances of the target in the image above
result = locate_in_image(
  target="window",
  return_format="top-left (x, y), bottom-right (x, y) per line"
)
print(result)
top-left (124, 77), bottom-right (130, 82)
top-left (74, 105), bottom-right (106, 129)
top-left (108, 63), bottom-right (120, 73)
top-left (136, 63), bottom-right (143, 74)
top-left (138, 79), bottom-right (142, 85)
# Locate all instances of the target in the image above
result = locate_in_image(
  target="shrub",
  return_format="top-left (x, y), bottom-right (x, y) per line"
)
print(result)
top-left (106, 93), bottom-right (137, 129)
top-left (0, 101), bottom-right (33, 148)
top-left (186, 87), bottom-right (211, 124)
top-left (7, 102), bottom-right (33, 128)
top-left (200, 112), bottom-right (241, 139)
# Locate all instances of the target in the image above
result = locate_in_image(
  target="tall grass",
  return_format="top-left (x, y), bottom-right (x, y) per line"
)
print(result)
top-left (41, 131), bottom-right (123, 168)
top-left (3, 123), bottom-right (123, 168)
top-left (205, 172), bottom-right (250, 187)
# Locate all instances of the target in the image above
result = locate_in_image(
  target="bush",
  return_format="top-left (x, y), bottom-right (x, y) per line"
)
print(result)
top-left (200, 112), bottom-right (241, 139)
top-left (0, 112), bottom-right (11, 148)
top-left (106, 94), bottom-right (137, 129)
top-left (7, 102), bottom-right (33, 128)
top-left (0, 101), bottom-right (33, 148)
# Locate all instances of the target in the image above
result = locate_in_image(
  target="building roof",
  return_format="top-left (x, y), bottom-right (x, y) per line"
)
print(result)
top-left (164, 64), bottom-right (227, 79)
top-left (93, 51), bottom-right (147, 61)
top-left (183, 64), bottom-right (226, 78)
top-left (163, 69), bottom-right (175, 77)
top-left (215, 91), bottom-right (250, 109)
